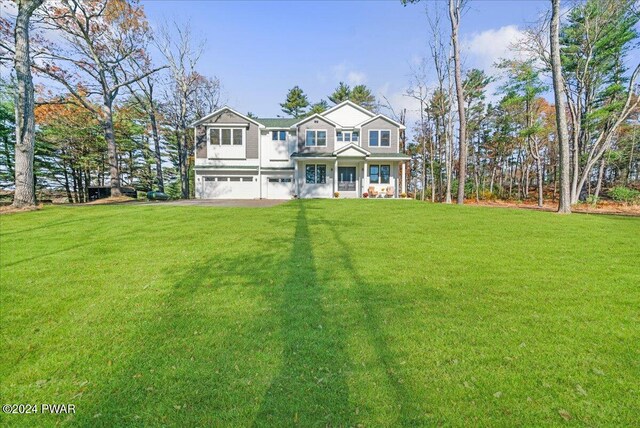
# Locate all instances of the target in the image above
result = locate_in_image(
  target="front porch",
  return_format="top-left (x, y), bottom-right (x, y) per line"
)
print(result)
top-left (292, 145), bottom-right (409, 199)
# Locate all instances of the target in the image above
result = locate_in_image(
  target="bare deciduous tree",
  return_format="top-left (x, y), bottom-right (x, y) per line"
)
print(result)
top-left (550, 0), bottom-right (572, 213)
top-left (448, 0), bottom-right (468, 204)
top-left (35, 0), bottom-right (165, 196)
top-left (156, 23), bottom-right (205, 199)
top-left (10, 0), bottom-right (43, 208)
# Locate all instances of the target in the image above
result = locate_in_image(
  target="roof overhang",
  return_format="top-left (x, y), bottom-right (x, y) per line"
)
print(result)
top-left (291, 113), bottom-right (340, 128)
top-left (333, 143), bottom-right (370, 157)
top-left (356, 114), bottom-right (406, 130)
top-left (189, 106), bottom-right (264, 128)
top-left (321, 100), bottom-right (376, 118)
top-left (367, 155), bottom-right (411, 161)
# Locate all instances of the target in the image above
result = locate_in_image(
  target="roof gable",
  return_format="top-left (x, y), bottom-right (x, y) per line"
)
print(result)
top-left (357, 114), bottom-right (406, 129)
top-left (322, 100), bottom-right (375, 127)
top-left (293, 113), bottom-right (339, 128)
top-left (322, 100), bottom-right (375, 117)
top-left (334, 143), bottom-right (370, 157)
top-left (189, 106), bottom-right (263, 128)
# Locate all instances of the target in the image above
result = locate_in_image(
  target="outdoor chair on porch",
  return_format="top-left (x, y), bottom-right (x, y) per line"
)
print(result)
top-left (385, 186), bottom-right (395, 198)
top-left (368, 186), bottom-right (379, 198)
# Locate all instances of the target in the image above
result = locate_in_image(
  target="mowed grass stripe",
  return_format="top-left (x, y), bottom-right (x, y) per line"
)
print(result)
top-left (1, 200), bottom-right (638, 426)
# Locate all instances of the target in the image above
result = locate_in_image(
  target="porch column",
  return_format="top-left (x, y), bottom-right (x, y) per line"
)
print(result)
top-left (363, 161), bottom-right (368, 195)
top-left (334, 158), bottom-right (338, 194)
top-left (294, 160), bottom-right (299, 197)
top-left (402, 162), bottom-right (406, 195)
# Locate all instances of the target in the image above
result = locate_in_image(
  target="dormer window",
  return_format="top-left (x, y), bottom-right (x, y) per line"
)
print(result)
top-left (337, 131), bottom-right (359, 143)
top-left (272, 130), bottom-right (287, 141)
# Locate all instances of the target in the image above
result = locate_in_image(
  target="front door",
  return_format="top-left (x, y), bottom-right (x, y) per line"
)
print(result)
top-left (338, 167), bottom-right (357, 192)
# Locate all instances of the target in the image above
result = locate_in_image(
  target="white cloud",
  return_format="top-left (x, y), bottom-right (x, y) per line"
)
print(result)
top-left (347, 71), bottom-right (366, 85)
top-left (462, 25), bottom-right (529, 102)
top-left (463, 25), bottom-right (525, 73)
top-left (323, 62), bottom-right (368, 86)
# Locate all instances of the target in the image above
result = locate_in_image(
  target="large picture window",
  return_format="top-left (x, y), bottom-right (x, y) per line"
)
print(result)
top-left (369, 164), bottom-right (391, 184)
top-left (209, 128), bottom-right (244, 146)
top-left (305, 164), bottom-right (327, 184)
top-left (305, 130), bottom-right (327, 147)
top-left (368, 130), bottom-right (391, 147)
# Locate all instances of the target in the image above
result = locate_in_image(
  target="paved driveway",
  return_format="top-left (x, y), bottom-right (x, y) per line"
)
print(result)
top-left (142, 199), bottom-right (289, 208)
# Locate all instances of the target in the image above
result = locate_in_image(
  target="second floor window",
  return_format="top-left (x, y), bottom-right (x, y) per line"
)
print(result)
top-left (337, 131), bottom-right (359, 143)
top-left (210, 128), bottom-right (244, 146)
top-left (305, 130), bottom-right (327, 147)
top-left (305, 164), bottom-right (327, 184)
top-left (272, 131), bottom-right (287, 141)
top-left (369, 130), bottom-right (391, 147)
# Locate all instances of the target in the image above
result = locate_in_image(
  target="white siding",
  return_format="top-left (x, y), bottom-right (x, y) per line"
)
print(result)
top-left (324, 104), bottom-right (373, 127)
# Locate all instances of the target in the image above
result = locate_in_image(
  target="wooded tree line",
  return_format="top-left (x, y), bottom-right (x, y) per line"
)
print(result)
top-left (2, 0), bottom-right (639, 212)
top-left (1, 0), bottom-right (221, 205)
top-left (404, 0), bottom-right (640, 211)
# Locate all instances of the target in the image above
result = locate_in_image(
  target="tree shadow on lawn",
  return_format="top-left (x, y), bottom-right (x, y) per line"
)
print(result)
top-left (69, 203), bottom-right (352, 426)
top-left (69, 202), bottom-right (439, 426)
top-left (252, 203), bottom-right (352, 427)
top-left (0, 212), bottom-right (114, 237)
top-left (316, 216), bottom-right (441, 426)
top-left (71, 252), bottom-right (289, 426)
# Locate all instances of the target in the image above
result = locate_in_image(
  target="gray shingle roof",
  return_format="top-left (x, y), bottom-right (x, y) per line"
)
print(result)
top-left (367, 153), bottom-right (412, 158)
top-left (291, 152), bottom-right (411, 159)
top-left (255, 118), bottom-right (299, 128)
top-left (290, 152), bottom-right (335, 158)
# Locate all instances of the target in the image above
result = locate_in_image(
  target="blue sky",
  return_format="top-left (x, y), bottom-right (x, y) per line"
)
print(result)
top-left (142, 0), bottom-right (561, 119)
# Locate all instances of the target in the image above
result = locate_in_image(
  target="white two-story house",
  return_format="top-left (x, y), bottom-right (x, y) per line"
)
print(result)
top-left (191, 100), bottom-right (409, 199)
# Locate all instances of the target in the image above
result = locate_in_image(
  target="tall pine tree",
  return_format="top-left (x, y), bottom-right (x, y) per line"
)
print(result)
top-left (280, 86), bottom-right (309, 118)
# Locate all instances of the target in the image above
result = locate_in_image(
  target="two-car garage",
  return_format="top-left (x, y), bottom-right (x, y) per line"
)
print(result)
top-left (196, 170), bottom-right (294, 199)
top-left (200, 175), bottom-right (259, 199)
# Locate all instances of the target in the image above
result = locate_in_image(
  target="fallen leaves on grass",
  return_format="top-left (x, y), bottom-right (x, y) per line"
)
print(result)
top-left (559, 409), bottom-right (572, 421)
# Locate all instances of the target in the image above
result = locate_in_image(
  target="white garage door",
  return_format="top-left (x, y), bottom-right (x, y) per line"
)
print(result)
top-left (201, 176), bottom-right (258, 199)
top-left (267, 177), bottom-right (293, 199)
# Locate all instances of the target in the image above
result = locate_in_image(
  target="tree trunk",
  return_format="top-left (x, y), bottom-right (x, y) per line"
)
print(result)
top-left (429, 129), bottom-right (436, 203)
top-left (61, 155), bottom-right (73, 203)
top-left (182, 132), bottom-right (190, 199)
top-left (627, 130), bottom-right (635, 185)
top-left (593, 156), bottom-right (606, 201)
top-left (12, 0), bottom-right (43, 208)
top-left (449, 0), bottom-right (467, 204)
top-left (536, 155), bottom-right (544, 207)
top-left (490, 166), bottom-right (496, 195)
top-left (445, 100), bottom-right (453, 204)
top-left (550, 0), bottom-right (572, 213)
top-left (420, 102), bottom-right (426, 201)
top-left (101, 101), bottom-right (121, 197)
top-left (149, 111), bottom-right (164, 192)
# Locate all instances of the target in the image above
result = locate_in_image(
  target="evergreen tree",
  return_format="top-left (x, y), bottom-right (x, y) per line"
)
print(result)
top-left (350, 85), bottom-right (377, 111)
top-left (328, 82), bottom-right (351, 104)
top-left (559, 0), bottom-right (640, 203)
top-left (280, 86), bottom-right (309, 118)
top-left (308, 100), bottom-right (329, 115)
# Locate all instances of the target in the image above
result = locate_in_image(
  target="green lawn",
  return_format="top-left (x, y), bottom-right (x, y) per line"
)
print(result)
top-left (1, 200), bottom-right (639, 426)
